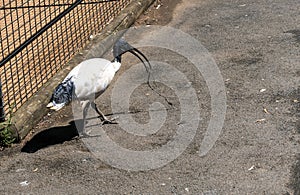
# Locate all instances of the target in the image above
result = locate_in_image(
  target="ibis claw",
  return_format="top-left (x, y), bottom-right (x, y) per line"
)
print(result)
top-left (101, 116), bottom-right (118, 125)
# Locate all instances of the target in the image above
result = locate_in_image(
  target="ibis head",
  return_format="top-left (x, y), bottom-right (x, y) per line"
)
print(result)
top-left (113, 38), bottom-right (152, 73)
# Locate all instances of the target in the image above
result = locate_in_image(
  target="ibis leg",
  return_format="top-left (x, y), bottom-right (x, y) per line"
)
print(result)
top-left (81, 101), bottom-right (91, 136)
top-left (90, 102), bottom-right (117, 124)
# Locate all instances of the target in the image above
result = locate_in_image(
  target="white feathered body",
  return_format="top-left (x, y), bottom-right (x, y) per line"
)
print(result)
top-left (65, 58), bottom-right (121, 101)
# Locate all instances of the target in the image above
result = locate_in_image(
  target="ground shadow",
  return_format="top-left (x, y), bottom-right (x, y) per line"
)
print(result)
top-left (21, 120), bottom-right (83, 153)
top-left (291, 154), bottom-right (300, 194)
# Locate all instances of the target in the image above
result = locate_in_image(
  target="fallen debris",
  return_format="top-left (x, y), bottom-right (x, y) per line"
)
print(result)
top-left (263, 108), bottom-right (270, 114)
top-left (248, 165), bottom-right (255, 171)
top-left (260, 89), bottom-right (266, 93)
top-left (20, 181), bottom-right (30, 186)
top-left (16, 169), bottom-right (26, 173)
top-left (256, 118), bottom-right (266, 123)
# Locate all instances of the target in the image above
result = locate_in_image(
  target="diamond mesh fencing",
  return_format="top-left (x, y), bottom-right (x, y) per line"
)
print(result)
top-left (0, 0), bottom-right (131, 120)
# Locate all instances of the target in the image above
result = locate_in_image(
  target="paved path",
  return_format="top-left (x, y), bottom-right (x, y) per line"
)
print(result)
top-left (1, 0), bottom-right (299, 194)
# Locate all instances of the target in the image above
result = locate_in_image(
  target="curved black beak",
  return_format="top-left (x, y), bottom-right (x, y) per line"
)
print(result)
top-left (130, 48), bottom-right (152, 71)
top-left (113, 39), bottom-right (172, 106)
top-left (128, 48), bottom-right (152, 82)
top-left (113, 38), bottom-right (152, 83)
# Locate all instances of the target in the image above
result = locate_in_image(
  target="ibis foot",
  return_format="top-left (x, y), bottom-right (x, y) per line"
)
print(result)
top-left (100, 116), bottom-right (118, 125)
top-left (101, 117), bottom-right (118, 125)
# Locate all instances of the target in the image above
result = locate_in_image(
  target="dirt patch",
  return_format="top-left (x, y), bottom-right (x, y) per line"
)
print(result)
top-left (135, 0), bottom-right (181, 25)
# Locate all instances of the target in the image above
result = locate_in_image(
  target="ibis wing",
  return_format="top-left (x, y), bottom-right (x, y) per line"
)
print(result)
top-left (70, 58), bottom-right (115, 100)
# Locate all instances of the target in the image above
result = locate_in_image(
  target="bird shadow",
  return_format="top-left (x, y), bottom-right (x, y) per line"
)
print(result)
top-left (21, 120), bottom-right (83, 153)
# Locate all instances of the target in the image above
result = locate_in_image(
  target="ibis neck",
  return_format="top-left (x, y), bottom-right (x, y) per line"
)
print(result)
top-left (114, 56), bottom-right (121, 63)
top-left (112, 60), bottom-right (121, 72)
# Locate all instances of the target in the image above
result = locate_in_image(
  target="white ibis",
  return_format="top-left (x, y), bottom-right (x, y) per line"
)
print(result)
top-left (46, 38), bottom-right (151, 136)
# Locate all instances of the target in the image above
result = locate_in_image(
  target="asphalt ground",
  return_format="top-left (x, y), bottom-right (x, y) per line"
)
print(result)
top-left (0, 0), bottom-right (299, 194)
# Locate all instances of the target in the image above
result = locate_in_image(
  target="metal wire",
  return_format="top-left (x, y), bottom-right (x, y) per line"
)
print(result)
top-left (0, 80), bottom-right (5, 122)
top-left (0, 0), bottom-right (131, 115)
top-left (0, 0), bottom-right (119, 10)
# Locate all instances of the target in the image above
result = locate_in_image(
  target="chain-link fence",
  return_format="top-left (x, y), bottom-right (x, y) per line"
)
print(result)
top-left (0, 0), bottom-right (131, 121)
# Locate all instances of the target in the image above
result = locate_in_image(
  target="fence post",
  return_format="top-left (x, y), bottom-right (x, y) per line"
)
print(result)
top-left (0, 80), bottom-right (5, 122)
